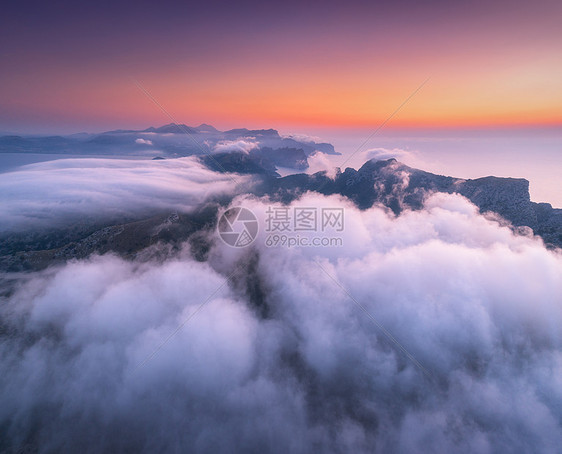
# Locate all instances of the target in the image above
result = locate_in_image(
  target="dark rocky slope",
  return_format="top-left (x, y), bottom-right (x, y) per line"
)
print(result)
top-left (255, 158), bottom-right (562, 248)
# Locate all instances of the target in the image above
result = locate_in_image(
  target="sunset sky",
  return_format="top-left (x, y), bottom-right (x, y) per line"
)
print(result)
top-left (1, 0), bottom-right (561, 133)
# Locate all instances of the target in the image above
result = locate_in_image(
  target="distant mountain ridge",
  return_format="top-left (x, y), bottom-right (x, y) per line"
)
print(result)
top-left (0, 123), bottom-right (338, 171)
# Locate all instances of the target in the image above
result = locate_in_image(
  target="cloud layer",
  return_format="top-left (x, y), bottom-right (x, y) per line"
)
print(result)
top-left (1, 191), bottom-right (561, 453)
top-left (0, 157), bottom-right (246, 233)
top-left (363, 147), bottom-right (418, 165)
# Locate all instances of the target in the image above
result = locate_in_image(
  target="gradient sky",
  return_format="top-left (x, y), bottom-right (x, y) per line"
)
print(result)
top-left (1, 0), bottom-right (561, 133)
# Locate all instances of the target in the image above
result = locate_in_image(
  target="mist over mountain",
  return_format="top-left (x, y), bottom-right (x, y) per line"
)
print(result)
top-left (0, 130), bottom-right (561, 453)
top-left (255, 158), bottom-right (562, 248)
top-left (3, 0), bottom-right (561, 446)
top-left (0, 123), bottom-right (337, 172)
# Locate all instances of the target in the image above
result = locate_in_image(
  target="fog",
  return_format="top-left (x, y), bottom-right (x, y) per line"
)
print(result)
top-left (0, 157), bottom-right (247, 233)
top-left (1, 188), bottom-right (561, 453)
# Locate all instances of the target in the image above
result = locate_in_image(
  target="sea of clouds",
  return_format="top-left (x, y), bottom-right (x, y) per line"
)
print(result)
top-left (1, 164), bottom-right (561, 453)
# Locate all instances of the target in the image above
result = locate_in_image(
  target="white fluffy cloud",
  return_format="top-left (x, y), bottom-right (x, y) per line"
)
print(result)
top-left (0, 157), bottom-right (247, 232)
top-left (282, 133), bottom-right (324, 144)
top-left (306, 151), bottom-right (338, 178)
top-left (363, 147), bottom-right (418, 164)
top-left (1, 190), bottom-right (561, 452)
top-left (135, 138), bottom-right (153, 145)
top-left (213, 139), bottom-right (258, 154)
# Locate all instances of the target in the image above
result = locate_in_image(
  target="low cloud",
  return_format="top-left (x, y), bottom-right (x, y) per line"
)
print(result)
top-left (282, 133), bottom-right (324, 144)
top-left (363, 147), bottom-right (418, 164)
top-left (1, 190), bottom-right (561, 452)
top-left (0, 157), bottom-right (247, 233)
top-left (135, 138), bottom-right (153, 145)
top-left (213, 139), bottom-right (258, 154)
top-left (306, 152), bottom-right (338, 178)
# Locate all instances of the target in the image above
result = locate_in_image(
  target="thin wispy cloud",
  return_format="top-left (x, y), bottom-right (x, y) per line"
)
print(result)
top-left (0, 157), bottom-right (247, 232)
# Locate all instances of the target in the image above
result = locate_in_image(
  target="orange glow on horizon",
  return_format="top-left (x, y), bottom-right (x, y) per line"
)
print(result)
top-left (3, 0), bottom-right (562, 134)
top-left (2, 8), bottom-right (561, 134)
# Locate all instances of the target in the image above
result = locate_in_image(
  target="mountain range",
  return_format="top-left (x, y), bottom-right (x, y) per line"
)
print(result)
top-left (1, 152), bottom-right (560, 273)
top-left (0, 123), bottom-right (337, 171)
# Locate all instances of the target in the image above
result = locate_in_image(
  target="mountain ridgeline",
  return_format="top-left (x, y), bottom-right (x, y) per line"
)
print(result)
top-left (254, 158), bottom-right (561, 247)
top-left (0, 126), bottom-right (560, 273)
top-left (0, 123), bottom-right (337, 171)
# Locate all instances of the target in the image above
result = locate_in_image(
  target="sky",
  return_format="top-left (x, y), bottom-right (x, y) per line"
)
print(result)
top-left (1, 0), bottom-right (562, 133)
